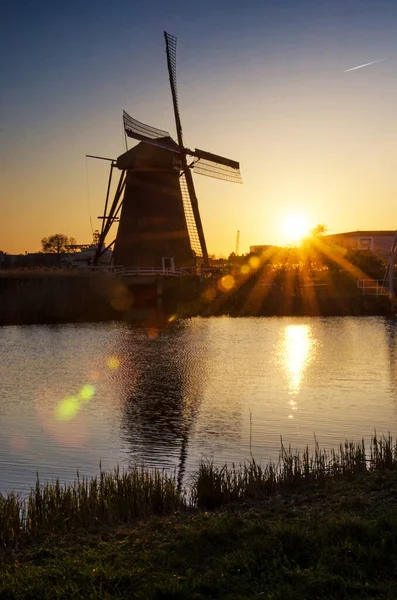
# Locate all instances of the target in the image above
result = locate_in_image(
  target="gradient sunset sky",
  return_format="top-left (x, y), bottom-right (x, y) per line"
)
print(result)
top-left (1, 0), bottom-right (397, 256)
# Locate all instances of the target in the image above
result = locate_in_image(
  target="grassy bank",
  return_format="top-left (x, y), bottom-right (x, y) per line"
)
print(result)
top-left (1, 436), bottom-right (397, 598)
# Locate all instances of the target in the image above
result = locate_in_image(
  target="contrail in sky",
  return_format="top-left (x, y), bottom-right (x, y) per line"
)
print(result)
top-left (344, 58), bottom-right (386, 72)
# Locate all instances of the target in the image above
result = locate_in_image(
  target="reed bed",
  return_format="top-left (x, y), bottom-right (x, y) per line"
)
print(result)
top-left (0, 268), bottom-right (107, 278)
top-left (190, 433), bottom-right (396, 508)
top-left (0, 466), bottom-right (182, 552)
top-left (1, 434), bottom-right (397, 552)
top-left (191, 436), bottom-right (371, 509)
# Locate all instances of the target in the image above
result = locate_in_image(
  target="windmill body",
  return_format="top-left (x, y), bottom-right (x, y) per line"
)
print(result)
top-left (113, 141), bottom-right (194, 268)
top-left (93, 32), bottom-right (242, 270)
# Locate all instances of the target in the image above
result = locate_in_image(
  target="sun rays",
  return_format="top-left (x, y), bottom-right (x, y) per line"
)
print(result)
top-left (202, 235), bottom-right (379, 317)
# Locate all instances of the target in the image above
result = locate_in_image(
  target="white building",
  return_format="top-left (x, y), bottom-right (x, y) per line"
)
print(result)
top-left (324, 231), bottom-right (395, 257)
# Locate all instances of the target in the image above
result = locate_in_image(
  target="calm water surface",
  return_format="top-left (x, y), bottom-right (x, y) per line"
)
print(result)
top-left (1, 316), bottom-right (397, 494)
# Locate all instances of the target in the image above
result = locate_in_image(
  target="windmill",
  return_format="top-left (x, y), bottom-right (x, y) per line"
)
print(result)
top-left (93, 31), bottom-right (242, 270)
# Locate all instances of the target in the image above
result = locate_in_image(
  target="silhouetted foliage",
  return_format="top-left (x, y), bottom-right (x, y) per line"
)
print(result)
top-left (310, 223), bottom-right (328, 237)
top-left (41, 234), bottom-right (76, 254)
top-left (345, 248), bottom-right (386, 279)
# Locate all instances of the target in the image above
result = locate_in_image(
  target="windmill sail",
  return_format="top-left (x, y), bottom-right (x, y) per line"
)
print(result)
top-left (123, 111), bottom-right (179, 153)
top-left (190, 148), bottom-right (242, 183)
top-left (94, 31), bottom-right (242, 270)
top-left (191, 158), bottom-right (242, 183)
top-left (192, 149), bottom-right (239, 170)
top-left (164, 33), bottom-right (182, 140)
top-left (179, 172), bottom-right (204, 258)
top-left (164, 31), bottom-right (209, 265)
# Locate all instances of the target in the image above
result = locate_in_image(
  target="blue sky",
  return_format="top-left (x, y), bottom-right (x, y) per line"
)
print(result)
top-left (2, 0), bottom-right (397, 254)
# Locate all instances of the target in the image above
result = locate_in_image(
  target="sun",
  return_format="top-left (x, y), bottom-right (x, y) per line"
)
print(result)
top-left (282, 215), bottom-right (310, 244)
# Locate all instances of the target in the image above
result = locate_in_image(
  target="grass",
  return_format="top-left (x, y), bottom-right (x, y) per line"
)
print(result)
top-left (1, 434), bottom-right (397, 598)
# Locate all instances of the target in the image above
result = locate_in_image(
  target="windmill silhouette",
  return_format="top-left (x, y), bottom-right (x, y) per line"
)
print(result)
top-left (94, 32), bottom-right (242, 270)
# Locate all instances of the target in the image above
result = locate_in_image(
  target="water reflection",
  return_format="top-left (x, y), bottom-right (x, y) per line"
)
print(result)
top-left (383, 318), bottom-right (397, 398)
top-left (3, 317), bottom-right (397, 495)
top-left (113, 322), bottom-right (208, 485)
top-left (279, 324), bottom-right (316, 400)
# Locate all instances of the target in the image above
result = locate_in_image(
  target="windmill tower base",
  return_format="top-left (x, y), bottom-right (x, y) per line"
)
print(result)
top-left (113, 142), bottom-right (195, 269)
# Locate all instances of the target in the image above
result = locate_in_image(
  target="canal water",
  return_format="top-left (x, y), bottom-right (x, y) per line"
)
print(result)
top-left (1, 316), bottom-right (397, 494)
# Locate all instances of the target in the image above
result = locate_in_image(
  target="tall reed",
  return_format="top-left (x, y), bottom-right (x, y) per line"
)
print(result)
top-left (1, 434), bottom-right (397, 552)
top-left (190, 434), bottom-right (396, 509)
top-left (0, 466), bottom-right (182, 552)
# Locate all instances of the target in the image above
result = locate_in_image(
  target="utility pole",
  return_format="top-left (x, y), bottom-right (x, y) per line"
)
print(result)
top-left (382, 230), bottom-right (397, 313)
top-left (236, 230), bottom-right (240, 256)
top-left (388, 231), bottom-right (397, 301)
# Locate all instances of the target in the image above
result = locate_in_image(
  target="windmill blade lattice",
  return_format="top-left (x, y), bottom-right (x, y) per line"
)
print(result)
top-left (164, 31), bottom-right (209, 264)
top-left (123, 111), bottom-right (179, 152)
top-left (192, 157), bottom-right (242, 183)
top-left (179, 173), bottom-right (203, 257)
top-left (164, 33), bottom-right (181, 129)
top-left (123, 111), bottom-right (169, 140)
top-left (189, 148), bottom-right (242, 183)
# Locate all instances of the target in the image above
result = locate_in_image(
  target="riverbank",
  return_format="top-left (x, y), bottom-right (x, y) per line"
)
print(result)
top-left (0, 269), bottom-right (394, 325)
top-left (1, 437), bottom-right (397, 598)
top-left (1, 471), bottom-right (397, 599)
top-left (0, 271), bottom-right (201, 325)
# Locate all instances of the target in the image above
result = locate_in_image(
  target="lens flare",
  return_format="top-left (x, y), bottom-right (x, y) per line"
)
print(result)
top-left (240, 264), bottom-right (250, 275)
top-left (248, 256), bottom-right (260, 269)
top-left (88, 370), bottom-right (100, 382)
top-left (202, 288), bottom-right (217, 302)
top-left (218, 275), bottom-right (235, 292)
top-left (10, 434), bottom-right (28, 452)
top-left (56, 396), bottom-right (80, 421)
top-left (79, 384), bottom-right (95, 401)
top-left (168, 314), bottom-right (177, 322)
top-left (110, 286), bottom-right (134, 311)
top-left (107, 356), bottom-right (120, 370)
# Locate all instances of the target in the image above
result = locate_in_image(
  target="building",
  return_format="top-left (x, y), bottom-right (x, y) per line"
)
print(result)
top-left (324, 231), bottom-right (396, 257)
top-left (249, 244), bottom-right (281, 255)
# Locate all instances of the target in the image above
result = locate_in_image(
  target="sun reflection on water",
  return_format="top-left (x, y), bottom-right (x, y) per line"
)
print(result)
top-left (282, 324), bottom-right (316, 397)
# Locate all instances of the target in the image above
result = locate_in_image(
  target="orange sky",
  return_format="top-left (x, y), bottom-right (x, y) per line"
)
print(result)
top-left (2, 1), bottom-right (397, 256)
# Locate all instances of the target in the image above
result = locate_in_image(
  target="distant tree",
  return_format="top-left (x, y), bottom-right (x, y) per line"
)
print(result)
top-left (301, 224), bottom-right (332, 271)
top-left (41, 234), bottom-right (76, 254)
top-left (345, 248), bottom-right (386, 279)
top-left (310, 223), bottom-right (328, 237)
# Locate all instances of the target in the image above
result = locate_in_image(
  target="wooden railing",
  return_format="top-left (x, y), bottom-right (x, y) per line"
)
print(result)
top-left (357, 279), bottom-right (389, 296)
top-left (122, 267), bottom-right (183, 277)
top-left (76, 266), bottom-right (195, 277)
